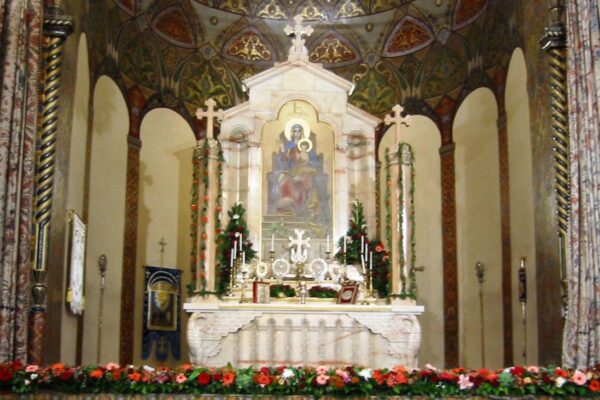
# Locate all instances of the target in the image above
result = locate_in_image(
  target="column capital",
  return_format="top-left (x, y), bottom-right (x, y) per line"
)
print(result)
top-left (43, 1), bottom-right (74, 38)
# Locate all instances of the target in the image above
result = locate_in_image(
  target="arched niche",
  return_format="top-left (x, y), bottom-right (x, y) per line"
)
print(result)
top-left (506, 47), bottom-right (538, 365)
top-left (454, 87), bottom-right (502, 369)
top-left (84, 75), bottom-right (129, 364)
top-left (62, 32), bottom-right (90, 365)
top-left (134, 108), bottom-right (196, 367)
top-left (377, 115), bottom-right (443, 367)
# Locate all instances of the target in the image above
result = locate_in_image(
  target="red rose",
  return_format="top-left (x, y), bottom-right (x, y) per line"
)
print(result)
top-left (11, 361), bottom-right (23, 371)
top-left (511, 366), bottom-right (525, 376)
top-left (89, 369), bottom-right (104, 379)
top-left (0, 367), bottom-right (13, 383)
top-left (256, 373), bottom-right (271, 386)
top-left (212, 373), bottom-right (222, 382)
top-left (197, 372), bottom-right (211, 385)
top-left (60, 369), bottom-right (75, 381)
top-left (589, 380), bottom-right (600, 392)
top-left (260, 367), bottom-right (270, 375)
top-left (554, 368), bottom-right (568, 378)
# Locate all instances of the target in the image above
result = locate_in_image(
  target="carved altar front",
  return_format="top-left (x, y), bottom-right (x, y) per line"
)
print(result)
top-left (185, 16), bottom-right (423, 368)
top-left (185, 302), bottom-right (423, 368)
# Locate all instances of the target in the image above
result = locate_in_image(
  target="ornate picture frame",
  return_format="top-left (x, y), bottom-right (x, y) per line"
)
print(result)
top-left (146, 270), bottom-right (179, 332)
top-left (337, 283), bottom-right (359, 304)
top-left (253, 281), bottom-right (270, 304)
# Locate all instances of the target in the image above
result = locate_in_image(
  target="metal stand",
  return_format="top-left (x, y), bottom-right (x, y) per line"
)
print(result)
top-left (475, 261), bottom-right (485, 368)
top-left (97, 255), bottom-right (107, 364)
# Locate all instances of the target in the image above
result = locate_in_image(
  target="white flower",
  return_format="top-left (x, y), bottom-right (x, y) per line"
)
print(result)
top-left (281, 368), bottom-right (294, 380)
top-left (358, 368), bottom-right (372, 380)
top-left (24, 380), bottom-right (30, 386)
top-left (555, 377), bottom-right (566, 387)
top-left (233, 214), bottom-right (240, 220)
top-left (142, 365), bottom-right (155, 372)
top-left (425, 363), bottom-right (438, 371)
top-left (30, 374), bottom-right (38, 380)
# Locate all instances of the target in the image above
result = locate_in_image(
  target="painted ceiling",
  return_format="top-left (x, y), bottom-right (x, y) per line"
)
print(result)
top-left (87, 0), bottom-right (522, 131)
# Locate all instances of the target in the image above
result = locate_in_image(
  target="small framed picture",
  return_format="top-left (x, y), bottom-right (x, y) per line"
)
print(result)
top-left (337, 283), bottom-right (359, 304)
top-left (253, 281), bottom-right (270, 304)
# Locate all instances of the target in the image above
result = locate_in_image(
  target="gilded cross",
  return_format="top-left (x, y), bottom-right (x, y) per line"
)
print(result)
top-left (195, 98), bottom-right (224, 140)
top-left (284, 15), bottom-right (313, 61)
top-left (384, 104), bottom-right (412, 144)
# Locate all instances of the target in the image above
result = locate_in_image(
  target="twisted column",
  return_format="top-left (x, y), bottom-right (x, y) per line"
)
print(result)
top-left (29, 1), bottom-right (73, 365)
top-left (540, 0), bottom-right (569, 309)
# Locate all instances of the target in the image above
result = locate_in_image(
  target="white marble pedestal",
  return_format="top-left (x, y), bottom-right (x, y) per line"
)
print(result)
top-left (184, 300), bottom-right (424, 368)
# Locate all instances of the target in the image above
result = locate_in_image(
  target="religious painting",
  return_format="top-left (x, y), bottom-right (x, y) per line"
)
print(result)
top-left (262, 100), bottom-right (333, 253)
top-left (337, 283), bottom-right (359, 304)
top-left (253, 281), bottom-right (270, 303)
top-left (143, 266), bottom-right (181, 361)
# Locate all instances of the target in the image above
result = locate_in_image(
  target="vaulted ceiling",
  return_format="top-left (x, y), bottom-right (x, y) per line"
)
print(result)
top-left (87, 0), bottom-right (521, 130)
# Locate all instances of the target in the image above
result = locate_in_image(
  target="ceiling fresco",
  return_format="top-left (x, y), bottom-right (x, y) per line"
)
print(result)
top-left (87, 0), bottom-right (522, 133)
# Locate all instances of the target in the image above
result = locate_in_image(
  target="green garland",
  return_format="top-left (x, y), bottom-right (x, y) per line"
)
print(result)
top-left (270, 284), bottom-right (296, 298)
top-left (187, 146), bottom-right (201, 295)
top-left (308, 285), bottom-right (338, 298)
top-left (383, 144), bottom-right (417, 300)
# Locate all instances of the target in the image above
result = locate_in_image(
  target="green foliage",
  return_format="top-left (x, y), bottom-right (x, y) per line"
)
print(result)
top-left (216, 203), bottom-right (256, 295)
top-left (335, 200), bottom-right (390, 297)
top-left (308, 285), bottom-right (338, 298)
top-left (269, 284), bottom-right (296, 298)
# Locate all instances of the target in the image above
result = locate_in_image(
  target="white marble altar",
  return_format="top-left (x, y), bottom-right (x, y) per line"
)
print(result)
top-left (186, 15), bottom-right (423, 369)
top-left (185, 301), bottom-right (423, 368)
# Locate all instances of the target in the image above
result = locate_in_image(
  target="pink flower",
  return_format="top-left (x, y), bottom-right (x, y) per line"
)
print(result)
top-left (573, 370), bottom-right (587, 386)
top-left (25, 365), bottom-right (39, 373)
top-left (105, 362), bottom-right (120, 371)
top-left (316, 365), bottom-right (329, 375)
top-left (316, 374), bottom-right (330, 385)
top-left (458, 374), bottom-right (474, 390)
top-left (527, 366), bottom-right (539, 373)
top-left (176, 373), bottom-right (187, 384)
top-left (335, 369), bottom-right (350, 383)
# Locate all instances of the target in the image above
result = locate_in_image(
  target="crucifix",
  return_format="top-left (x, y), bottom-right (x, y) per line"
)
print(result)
top-left (284, 15), bottom-right (313, 61)
top-left (384, 104), bottom-right (412, 144)
top-left (159, 237), bottom-right (167, 266)
top-left (195, 98), bottom-right (224, 139)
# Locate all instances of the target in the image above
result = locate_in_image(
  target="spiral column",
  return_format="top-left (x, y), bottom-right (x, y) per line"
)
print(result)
top-left (29, 1), bottom-right (73, 365)
top-left (540, 0), bottom-right (569, 310)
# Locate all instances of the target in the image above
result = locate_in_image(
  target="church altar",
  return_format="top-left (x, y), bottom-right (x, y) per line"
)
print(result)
top-left (185, 16), bottom-right (423, 369)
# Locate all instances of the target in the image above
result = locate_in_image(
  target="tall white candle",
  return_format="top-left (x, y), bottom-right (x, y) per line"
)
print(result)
top-left (239, 233), bottom-right (243, 250)
top-left (271, 234), bottom-right (275, 251)
top-left (369, 251), bottom-right (373, 269)
top-left (343, 236), bottom-right (347, 253)
top-left (361, 236), bottom-right (364, 253)
top-left (326, 235), bottom-right (330, 252)
top-left (233, 241), bottom-right (237, 255)
top-left (365, 243), bottom-right (369, 256)
top-left (230, 249), bottom-right (234, 267)
top-left (242, 252), bottom-right (246, 265)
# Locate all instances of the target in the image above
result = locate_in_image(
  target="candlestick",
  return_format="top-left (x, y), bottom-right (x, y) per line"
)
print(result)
top-left (230, 249), bottom-right (234, 268)
top-left (242, 252), bottom-right (246, 265)
top-left (326, 234), bottom-right (330, 252)
top-left (271, 234), bottom-right (275, 252)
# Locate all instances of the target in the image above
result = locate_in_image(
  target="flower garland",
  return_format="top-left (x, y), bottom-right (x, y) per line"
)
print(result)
top-left (307, 285), bottom-right (337, 298)
top-left (270, 284), bottom-right (296, 298)
top-left (187, 146), bottom-right (201, 295)
top-left (3, 362), bottom-right (600, 397)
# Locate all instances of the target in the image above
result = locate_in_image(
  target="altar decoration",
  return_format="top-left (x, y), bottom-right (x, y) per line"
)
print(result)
top-left (2, 362), bottom-right (600, 397)
top-left (142, 266), bottom-right (181, 362)
top-left (216, 203), bottom-right (257, 295)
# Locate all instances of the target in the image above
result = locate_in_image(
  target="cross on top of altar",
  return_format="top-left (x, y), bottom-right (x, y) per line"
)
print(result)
top-left (384, 104), bottom-right (412, 144)
top-left (196, 98), bottom-right (224, 139)
top-left (289, 229), bottom-right (311, 264)
top-left (284, 15), bottom-right (313, 62)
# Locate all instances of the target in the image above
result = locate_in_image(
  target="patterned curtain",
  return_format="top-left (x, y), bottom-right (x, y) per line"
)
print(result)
top-left (563, 1), bottom-right (600, 368)
top-left (0, 0), bottom-right (42, 362)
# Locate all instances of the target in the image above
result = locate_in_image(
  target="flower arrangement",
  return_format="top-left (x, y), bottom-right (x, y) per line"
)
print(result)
top-left (308, 285), bottom-right (338, 298)
top-left (2, 362), bottom-right (600, 397)
top-left (269, 284), bottom-right (296, 298)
